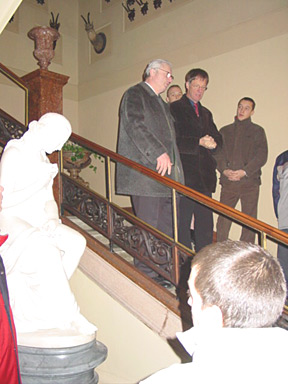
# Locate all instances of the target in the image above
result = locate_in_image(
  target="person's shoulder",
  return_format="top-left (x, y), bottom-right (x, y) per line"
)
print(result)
top-left (200, 103), bottom-right (212, 113)
top-left (170, 95), bottom-right (188, 112)
top-left (249, 121), bottom-right (265, 133)
top-left (124, 82), bottom-right (142, 94)
top-left (251, 122), bottom-right (264, 129)
top-left (260, 327), bottom-right (288, 349)
top-left (199, 104), bottom-right (214, 118)
top-left (275, 150), bottom-right (288, 165)
top-left (219, 122), bottom-right (234, 133)
top-left (125, 82), bottom-right (155, 98)
top-left (121, 83), bottom-right (147, 106)
top-left (139, 362), bottom-right (194, 384)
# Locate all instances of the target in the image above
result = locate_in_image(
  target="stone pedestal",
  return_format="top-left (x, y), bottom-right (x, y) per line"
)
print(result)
top-left (21, 69), bottom-right (69, 124)
top-left (18, 331), bottom-right (107, 384)
top-left (21, 69), bottom-right (69, 208)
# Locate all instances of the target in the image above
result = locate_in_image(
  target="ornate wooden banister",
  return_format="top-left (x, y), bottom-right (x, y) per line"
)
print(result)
top-left (0, 108), bottom-right (287, 328)
top-left (67, 133), bottom-right (288, 248)
top-left (1, 62), bottom-right (287, 330)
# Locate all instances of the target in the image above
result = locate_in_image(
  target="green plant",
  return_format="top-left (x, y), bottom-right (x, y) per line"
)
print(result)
top-left (62, 142), bottom-right (87, 162)
top-left (62, 141), bottom-right (103, 173)
top-left (89, 153), bottom-right (104, 173)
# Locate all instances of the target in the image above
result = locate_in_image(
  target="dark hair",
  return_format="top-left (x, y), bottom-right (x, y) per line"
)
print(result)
top-left (191, 240), bottom-right (286, 328)
top-left (238, 97), bottom-right (256, 110)
top-left (185, 68), bottom-right (209, 84)
top-left (166, 84), bottom-right (182, 96)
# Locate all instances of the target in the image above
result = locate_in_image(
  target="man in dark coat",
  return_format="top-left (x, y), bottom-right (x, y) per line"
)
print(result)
top-left (215, 97), bottom-right (268, 243)
top-left (273, 150), bottom-right (288, 289)
top-left (170, 68), bottom-right (222, 252)
top-left (116, 59), bottom-right (184, 285)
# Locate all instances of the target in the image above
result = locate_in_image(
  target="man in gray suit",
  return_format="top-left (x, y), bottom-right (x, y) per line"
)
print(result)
top-left (116, 59), bottom-right (184, 286)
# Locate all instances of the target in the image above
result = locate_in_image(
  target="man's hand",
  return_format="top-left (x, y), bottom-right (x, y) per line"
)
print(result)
top-left (223, 169), bottom-right (246, 181)
top-left (223, 169), bottom-right (234, 178)
top-left (156, 153), bottom-right (172, 176)
top-left (199, 135), bottom-right (217, 149)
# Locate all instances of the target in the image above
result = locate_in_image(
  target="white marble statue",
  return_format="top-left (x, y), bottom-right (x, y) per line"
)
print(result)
top-left (0, 113), bottom-right (96, 336)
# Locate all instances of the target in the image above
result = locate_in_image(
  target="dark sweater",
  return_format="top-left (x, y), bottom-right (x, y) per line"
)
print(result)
top-left (215, 117), bottom-right (268, 186)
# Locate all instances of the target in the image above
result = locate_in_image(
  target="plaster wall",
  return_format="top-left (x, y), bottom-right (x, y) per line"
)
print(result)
top-left (70, 269), bottom-right (181, 384)
top-left (76, 0), bottom-right (288, 252)
top-left (0, 0), bottom-right (80, 130)
top-left (1, 1), bottom-right (287, 231)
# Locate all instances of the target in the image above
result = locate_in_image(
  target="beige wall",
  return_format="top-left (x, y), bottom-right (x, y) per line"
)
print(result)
top-left (0, 1), bottom-right (287, 381)
top-left (76, 0), bottom-right (288, 254)
top-left (70, 269), bottom-right (181, 384)
top-left (77, 0), bottom-right (288, 96)
top-left (1, 1), bottom-right (287, 229)
top-left (0, 0), bottom-right (80, 130)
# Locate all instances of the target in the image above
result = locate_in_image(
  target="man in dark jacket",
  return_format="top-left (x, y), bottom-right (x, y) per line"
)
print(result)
top-left (272, 150), bottom-right (288, 288)
top-left (116, 59), bottom-right (184, 284)
top-left (170, 68), bottom-right (222, 252)
top-left (215, 97), bottom-right (268, 243)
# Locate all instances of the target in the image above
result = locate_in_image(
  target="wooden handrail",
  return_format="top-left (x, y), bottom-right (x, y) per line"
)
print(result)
top-left (69, 132), bottom-right (288, 247)
top-left (0, 63), bottom-right (27, 88)
top-left (0, 61), bottom-right (285, 247)
top-left (0, 62), bottom-right (29, 125)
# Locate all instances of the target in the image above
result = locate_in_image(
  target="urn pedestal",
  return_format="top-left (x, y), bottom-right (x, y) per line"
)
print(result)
top-left (63, 150), bottom-right (92, 187)
top-left (28, 26), bottom-right (60, 70)
top-left (18, 330), bottom-right (107, 384)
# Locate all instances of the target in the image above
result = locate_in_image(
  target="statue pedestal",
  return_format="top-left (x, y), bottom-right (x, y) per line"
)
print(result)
top-left (17, 330), bottom-right (107, 384)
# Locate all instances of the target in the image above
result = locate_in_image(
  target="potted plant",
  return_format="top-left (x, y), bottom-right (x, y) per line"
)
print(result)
top-left (62, 141), bottom-right (102, 186)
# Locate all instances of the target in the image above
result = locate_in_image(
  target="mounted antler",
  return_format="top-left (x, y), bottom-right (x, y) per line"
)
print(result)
top-left (122, 2), bottom-right (136, 22)
top-left (49, 12), bottom-right (60, 50)
top-left (80, 13), bottom-right (106, 54)
top-left (50, 12), bottom-right (60, 31)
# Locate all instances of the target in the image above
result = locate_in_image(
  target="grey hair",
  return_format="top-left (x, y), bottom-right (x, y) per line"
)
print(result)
top-left (143, 59), bottom-right (172, 80)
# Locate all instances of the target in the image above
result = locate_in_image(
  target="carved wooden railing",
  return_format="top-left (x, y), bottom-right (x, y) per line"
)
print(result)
top-left (60, 133), bottom-right (288, 288)
top-left (61, 134), bottom-right (191, 287)
top-left (0, 108), bottom-right (288, 283)
top-left (0, 63), bottom-right (287, 327)
top-left (0, 109), bottom-right (287, 325)
top-left (1, 60), bottom-right (287, 287)
top-left (0, 108), bottom-right (27, 147)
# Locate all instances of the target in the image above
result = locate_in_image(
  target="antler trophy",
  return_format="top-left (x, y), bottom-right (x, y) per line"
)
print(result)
top-left (81, 13), bottom-right (106, 54)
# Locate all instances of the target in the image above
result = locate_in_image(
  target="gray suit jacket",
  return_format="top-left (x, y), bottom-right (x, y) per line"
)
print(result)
top-left (116, 82), bottom-right (184, 197)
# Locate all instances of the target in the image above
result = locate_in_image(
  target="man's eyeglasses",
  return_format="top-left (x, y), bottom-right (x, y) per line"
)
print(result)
top-left (191, 84), bottom-right (207, 91)
top-left (157, 68), bottom-right (174, 80)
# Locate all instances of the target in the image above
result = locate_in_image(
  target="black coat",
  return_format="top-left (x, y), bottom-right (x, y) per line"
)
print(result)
top-left (170, 95), bottom-right (222, 193)
top-left (116, 82), bottom-right (184, 197)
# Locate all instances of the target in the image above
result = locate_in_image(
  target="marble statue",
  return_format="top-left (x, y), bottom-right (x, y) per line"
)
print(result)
top-left (0, 113), bottom-right (96, 335)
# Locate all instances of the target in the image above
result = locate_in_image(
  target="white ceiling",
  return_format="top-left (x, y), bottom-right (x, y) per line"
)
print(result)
top-left (0, 0), bottom-right (23, 34)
